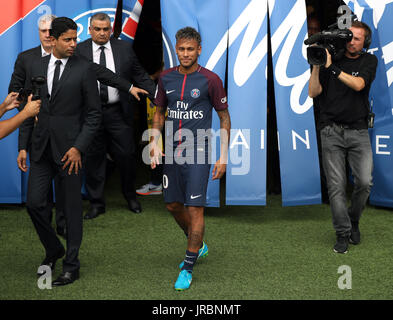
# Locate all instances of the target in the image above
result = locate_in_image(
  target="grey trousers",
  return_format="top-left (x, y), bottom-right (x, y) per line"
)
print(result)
top-left (320, 124), bottom-right (373, 237)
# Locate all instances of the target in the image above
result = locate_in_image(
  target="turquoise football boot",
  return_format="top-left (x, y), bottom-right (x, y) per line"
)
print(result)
top-left (174, 270), bottom-right (193, 291)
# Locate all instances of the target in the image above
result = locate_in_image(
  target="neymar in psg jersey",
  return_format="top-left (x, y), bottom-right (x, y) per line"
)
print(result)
top-left (151, 27), bottom-right (231, 291)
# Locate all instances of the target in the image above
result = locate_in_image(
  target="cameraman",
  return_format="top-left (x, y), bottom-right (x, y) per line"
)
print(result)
top-left (308, 21), bottom-right (378, 254)
top-left (0, 93), bottom-right (41, 140)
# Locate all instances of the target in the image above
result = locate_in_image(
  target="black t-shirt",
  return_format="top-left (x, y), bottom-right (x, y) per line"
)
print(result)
top-left (318, 52), bottom-right (378, 129)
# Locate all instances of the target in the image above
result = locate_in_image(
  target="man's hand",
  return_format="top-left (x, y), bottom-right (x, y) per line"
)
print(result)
top-left (212, 157), bottom-right (227, 180)
top-left (2, 92), bottom-right (20, 112)
top-left (130, 86), bottom-right (149, 101)
top-left (61, 147), bottom-right (82, 175)
top-left (325, 49), bottom-right (332, 69)
top-left (17, 149), bottom-right (28, 172)
top-left (309, 63), bottom-right (322, 98)
top-left (22, 95), bottom-right (41, 118)
top-left (149, 140), bottom-right (164, 169)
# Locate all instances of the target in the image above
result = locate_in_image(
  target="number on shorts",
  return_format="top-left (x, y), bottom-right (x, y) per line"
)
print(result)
top-left (163, 174), bottom-right (168, 189)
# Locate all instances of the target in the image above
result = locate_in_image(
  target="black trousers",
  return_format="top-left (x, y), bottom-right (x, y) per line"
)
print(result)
top-left (27, 142), bottom-right (83, 272)
top-left (47, 176), bottom-right (66, 230)
top-left (85, 102), bottom-right (136, 209)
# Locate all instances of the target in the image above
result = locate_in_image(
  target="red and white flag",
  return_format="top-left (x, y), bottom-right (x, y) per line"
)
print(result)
top-left (113, 0), bottom-right (144, 40)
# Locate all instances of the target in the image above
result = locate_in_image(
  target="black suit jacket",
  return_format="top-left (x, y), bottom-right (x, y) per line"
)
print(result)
top-left (10, 46), bottom-right (42, 150)
top-left (76, 38), bottom-right (156, 121)
top-left (9, 44), bottom-right (132, 99)
top-left (8, 45), bottom-right (41, 93)
top-left (18, 55), bottom-right (101, 164)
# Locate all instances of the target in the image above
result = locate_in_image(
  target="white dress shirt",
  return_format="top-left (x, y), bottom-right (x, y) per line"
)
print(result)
top-left (47, 54), bottom-right (69, 95)
top-left (41, 46), bottom-right (51, 57)
top-left (92, 41), bottom-right (120, 104)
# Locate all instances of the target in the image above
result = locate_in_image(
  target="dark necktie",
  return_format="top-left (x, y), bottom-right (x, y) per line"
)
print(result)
top-left (99, 46), bottom-right (109, 103)
top-left (52, 60), bottom-right (62, 96)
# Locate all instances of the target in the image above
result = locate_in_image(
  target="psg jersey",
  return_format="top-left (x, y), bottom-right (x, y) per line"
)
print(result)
top-left (155, 65), bottom-right (228, 148)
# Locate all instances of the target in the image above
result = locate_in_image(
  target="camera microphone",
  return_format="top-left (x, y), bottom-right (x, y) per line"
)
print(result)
top-left (304, 33), bottom-right (322, 46)
top-left (31, 76), bottom-right (46, 101)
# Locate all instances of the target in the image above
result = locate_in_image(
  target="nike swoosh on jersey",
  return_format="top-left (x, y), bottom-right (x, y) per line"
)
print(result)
top-left (190, 194), bottom-right (202, 199)
top-left (166, 89), bottom-right (175, 94)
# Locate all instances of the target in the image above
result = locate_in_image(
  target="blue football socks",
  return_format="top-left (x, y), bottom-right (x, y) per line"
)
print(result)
top-left (181, 250), bottom-right (198, 272)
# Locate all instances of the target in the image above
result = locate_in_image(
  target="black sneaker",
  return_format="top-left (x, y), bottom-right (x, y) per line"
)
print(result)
top-left (349, 221), bottom-right (360, 245)
top-left (333, 236), bottom-right (349, 254)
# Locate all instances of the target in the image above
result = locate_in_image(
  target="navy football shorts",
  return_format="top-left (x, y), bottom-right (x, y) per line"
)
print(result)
top-left (163, 150), bottom-right (211, 207)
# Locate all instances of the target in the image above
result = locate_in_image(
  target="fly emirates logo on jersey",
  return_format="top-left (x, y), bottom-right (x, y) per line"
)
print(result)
top-left (167, 101), bottom-right (205, 120)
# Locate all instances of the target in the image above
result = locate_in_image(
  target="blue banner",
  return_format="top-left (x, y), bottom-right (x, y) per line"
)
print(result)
top-left (269, 0), bottom-right (321, 206)
top-left (345, 1), bottom-right (393, 208)
top-left (197, 0), bottom-right (228, 208)
top-left (0, 0), bottom-right (142, 203)
top-left (3, 0), bottom-right (393, 207)
top-left (225, 0), bottom-right (268, 205)
top-left (0, 1), bottom-right (34, 203)
top-left (369, 3), bottom-right (393, 208)
top-left (160, 0), bottom-right (228, 207)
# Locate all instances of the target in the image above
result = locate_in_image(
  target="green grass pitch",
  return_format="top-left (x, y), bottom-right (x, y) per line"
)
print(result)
top-left (1, 171), bottom-right (392, 300)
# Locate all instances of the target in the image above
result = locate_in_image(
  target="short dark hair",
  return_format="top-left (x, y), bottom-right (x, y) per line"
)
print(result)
top-left (90, 12), bottom-right (111, 25)
top-left (175, 27), bottom-right (201, 46)
top-left (50, 17), bottom-right (77, 39)
top-left (352, 20), bottom-right (371, 39)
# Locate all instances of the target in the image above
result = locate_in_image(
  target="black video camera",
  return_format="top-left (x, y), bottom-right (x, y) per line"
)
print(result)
top-left (304, 28), bottom-right (353, 66)
top-left (16, 76), bottom-right (46, 102)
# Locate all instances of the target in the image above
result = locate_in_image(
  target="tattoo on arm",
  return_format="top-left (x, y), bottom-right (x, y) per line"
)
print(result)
top-left (152, 105), bottom-right (166, 132)
top-left (217, 109), bottom-right (231, 132)
top-left (151, 105), bottom-right (166, 143)
top-left (217, 109), bottom-right (231, 160)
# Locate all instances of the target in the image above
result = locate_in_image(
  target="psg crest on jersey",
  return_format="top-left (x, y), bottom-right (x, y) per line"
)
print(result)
top-left (191, 88), bottom-right (200, 98)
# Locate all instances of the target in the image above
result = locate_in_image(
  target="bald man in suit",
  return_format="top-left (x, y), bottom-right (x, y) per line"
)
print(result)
top-left (76, 13), bottom-right (156, 218)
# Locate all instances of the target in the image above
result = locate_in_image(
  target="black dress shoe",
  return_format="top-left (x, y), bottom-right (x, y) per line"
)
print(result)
top-left (37, 248), bottom-right (65, 276)
top-left (127, 199), bottom-right (142, 213)
top-left (52, 270), bottom-right (80, 286)
top-left (56, 226), bottom-right (66, 239)
top-left (84, 207), bottom-right (105, 220)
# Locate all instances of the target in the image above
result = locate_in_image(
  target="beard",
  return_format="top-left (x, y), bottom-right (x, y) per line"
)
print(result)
top-left (346, 46), bottom-right (362, 57)
top-left (348, 51), bottom-right (359, 56)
